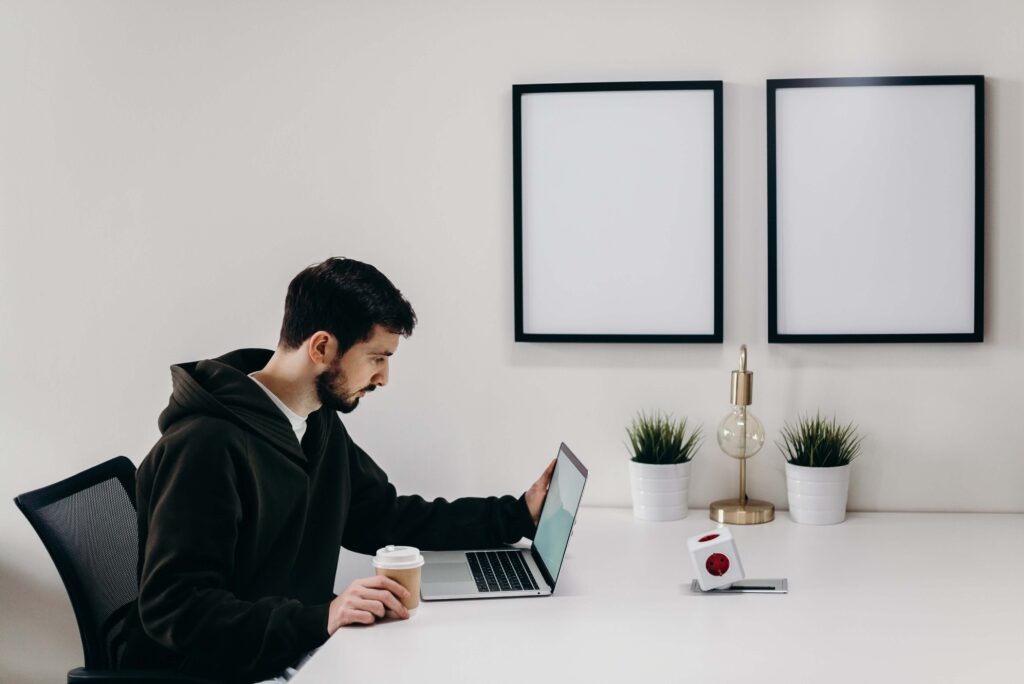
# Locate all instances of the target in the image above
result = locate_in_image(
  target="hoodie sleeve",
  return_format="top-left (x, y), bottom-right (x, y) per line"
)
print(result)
top-left (136, 421), bottom-right (329, 681)
top-left (340, 432), bottom-right (538, 555)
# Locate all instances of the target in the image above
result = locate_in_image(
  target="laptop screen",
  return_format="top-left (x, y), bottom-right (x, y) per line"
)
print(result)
top-left (532, 443), bottom-right (588, 587)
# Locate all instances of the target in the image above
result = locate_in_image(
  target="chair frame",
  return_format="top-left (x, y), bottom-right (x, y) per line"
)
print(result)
top-left (15, 456), bottom-right (137, 669)
top-left (15, 456), bottom-right (222, 684)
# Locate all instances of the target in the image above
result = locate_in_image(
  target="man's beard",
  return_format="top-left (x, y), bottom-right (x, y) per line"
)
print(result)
top-left (315, 359), bottom-right (376, 414)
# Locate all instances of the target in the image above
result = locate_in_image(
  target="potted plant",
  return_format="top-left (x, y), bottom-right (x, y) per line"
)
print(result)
top-left (626, 412), bottom-right (702, 521)
top-left (778, 413), bottom-right (864, 525)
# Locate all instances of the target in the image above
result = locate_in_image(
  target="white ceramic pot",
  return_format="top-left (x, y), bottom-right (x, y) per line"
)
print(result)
top-left (785, 462), bottom-right (851, 525)
top-left (628, 460), bottom-right (691, 521)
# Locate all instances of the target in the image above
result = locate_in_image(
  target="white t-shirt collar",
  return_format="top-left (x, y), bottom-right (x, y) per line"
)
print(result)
top-left (248, 373), bottom-right (308, 445)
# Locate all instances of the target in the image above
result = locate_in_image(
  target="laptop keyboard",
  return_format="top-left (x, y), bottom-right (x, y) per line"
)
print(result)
top-left (467, 550), bottom-right (539, 592)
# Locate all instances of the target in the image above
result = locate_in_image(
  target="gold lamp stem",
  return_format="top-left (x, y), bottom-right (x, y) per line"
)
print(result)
top-left (738, 406), bottom-right (747, 504)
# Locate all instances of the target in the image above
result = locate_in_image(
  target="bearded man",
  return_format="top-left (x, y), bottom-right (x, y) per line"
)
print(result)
top-left (118, 257), bottom-right (552, 683)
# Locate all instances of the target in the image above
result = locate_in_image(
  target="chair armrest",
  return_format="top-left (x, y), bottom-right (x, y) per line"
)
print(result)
top-left (68, 667), bottom-right (223, 684)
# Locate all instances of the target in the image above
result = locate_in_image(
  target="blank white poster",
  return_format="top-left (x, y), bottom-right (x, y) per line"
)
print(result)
top-left (774, 83), bottom-right (977, 336)
top-left (520, 89), bottom-right (717, 337)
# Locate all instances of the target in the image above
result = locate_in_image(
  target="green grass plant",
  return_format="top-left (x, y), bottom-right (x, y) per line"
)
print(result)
top-left (626, 412), bottom-right (702, 465)
top-left (778, 412), bottom-right (864, 468)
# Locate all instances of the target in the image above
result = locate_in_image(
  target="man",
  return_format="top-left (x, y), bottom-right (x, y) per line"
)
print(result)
top-left (118, 258), bottom-right (554, 683)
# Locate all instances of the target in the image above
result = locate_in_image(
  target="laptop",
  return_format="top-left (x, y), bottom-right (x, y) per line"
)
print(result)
top-left (420, 442), bottom-right (588, 600)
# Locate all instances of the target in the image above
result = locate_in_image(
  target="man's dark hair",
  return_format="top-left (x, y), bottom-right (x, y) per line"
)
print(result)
top-left (279, 257), bottom-right (417, 353)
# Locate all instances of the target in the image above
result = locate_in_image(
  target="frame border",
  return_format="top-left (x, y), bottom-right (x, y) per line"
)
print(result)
top-left (513, 80), bottom-right (724, 343)
top-left (766, 75), bottom-right (985, 344)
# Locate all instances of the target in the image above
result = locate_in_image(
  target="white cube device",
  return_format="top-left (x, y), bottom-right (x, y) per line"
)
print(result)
top-left (688, 527), bottom-right (745, 591)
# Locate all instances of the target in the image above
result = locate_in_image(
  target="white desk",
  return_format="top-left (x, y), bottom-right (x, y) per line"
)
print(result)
top-left (295, 508), bottom-right (1024, 683)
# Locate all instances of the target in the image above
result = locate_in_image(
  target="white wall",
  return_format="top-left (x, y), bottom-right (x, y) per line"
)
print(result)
top-left (2, 0), bottom-right (1022, 681)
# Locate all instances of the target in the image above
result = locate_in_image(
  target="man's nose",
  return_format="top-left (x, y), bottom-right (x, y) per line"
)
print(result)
top-left (373, 360), bottom-right (389, 387)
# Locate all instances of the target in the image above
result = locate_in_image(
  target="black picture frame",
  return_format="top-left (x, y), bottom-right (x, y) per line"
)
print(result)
top-left (509, 81), bottom-right (720, 342)
top-left (767, 75), bottom-right (984, 343)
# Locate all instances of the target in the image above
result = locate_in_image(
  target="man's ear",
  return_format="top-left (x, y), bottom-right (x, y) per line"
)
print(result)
top-left (307, 331), bottom-right (335, 366)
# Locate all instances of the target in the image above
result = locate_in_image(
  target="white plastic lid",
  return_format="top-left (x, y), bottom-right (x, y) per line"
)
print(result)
top-left (372, 545), bottom-right (424, 570)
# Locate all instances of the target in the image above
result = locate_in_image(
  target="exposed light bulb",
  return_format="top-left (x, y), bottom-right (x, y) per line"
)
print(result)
top-left (716, 406), bottom-right (765, 460)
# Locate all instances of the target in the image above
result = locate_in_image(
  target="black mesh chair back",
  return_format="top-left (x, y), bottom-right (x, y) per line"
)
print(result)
top-left (14, 456), bottom-right (139, 669)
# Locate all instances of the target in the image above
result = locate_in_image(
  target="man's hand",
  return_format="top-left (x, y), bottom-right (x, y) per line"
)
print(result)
top-left (525, 459), bottom-right (556, 526)
top-left (327, 575), bottom-right (410, 634)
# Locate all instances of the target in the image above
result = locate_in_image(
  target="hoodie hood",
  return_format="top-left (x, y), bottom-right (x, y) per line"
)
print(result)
top-left (158, 348), bottom-right (328, 463)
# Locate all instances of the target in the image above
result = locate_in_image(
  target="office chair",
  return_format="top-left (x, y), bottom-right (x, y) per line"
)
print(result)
top-left (14, 456), bottom-right (220, 684)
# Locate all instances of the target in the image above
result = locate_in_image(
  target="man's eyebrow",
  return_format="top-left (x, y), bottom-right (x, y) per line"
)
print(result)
top-left (367, 350), bottom-right (394, 356)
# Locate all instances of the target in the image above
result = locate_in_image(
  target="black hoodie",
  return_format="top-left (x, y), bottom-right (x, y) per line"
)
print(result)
top-left (118, 349), bottom-right (536, 682)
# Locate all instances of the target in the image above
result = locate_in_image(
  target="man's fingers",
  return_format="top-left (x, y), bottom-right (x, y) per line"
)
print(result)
top-left (538, 458), bottom-right (556, 486)
top-left (365, 588), bottom-right (408, 616)
top-left (523, 458), bottom-right (558, 526)
top-left (362, 575), bottom-right (412, 600)
top-left (352, 598), bottom-right (386, 618)
top-left (350, 609), bottom-right (376, 625)
top-left (351, 576), bottom-right (411, 617)
top-left (335, 577), bottom-right (415, 628)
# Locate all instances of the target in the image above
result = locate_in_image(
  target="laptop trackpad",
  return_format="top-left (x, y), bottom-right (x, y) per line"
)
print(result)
top-left (424, 558), bottom-right (473, 583)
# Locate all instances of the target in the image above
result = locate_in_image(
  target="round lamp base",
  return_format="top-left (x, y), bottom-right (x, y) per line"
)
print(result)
top-left (709, 498), bottom-right (775, 525)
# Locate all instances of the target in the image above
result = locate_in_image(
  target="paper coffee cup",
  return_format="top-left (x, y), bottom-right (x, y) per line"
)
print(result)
top-left (372, 545), bottom-right (424, 615)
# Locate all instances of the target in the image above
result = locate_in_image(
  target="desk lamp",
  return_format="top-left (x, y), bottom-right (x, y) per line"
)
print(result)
top-left (710, 345), bottom-right (774, 524)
